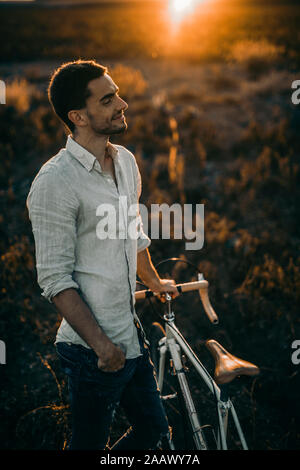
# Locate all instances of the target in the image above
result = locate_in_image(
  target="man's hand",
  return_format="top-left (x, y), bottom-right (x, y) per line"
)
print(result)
top-left (52, 288), bottom-right (126, 371)
top-left (137, 249), bottom-right (180, 303)
top-left (149, 278), bottom-right (180, 303)
top-left (97, 342), bottom-right (126, 372)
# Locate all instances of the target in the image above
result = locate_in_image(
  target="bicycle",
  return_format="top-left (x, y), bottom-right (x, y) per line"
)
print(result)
top-left (135, 272), bottom-right (260, 450)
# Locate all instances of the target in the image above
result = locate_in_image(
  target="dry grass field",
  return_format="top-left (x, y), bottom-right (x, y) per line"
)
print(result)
top-left (0, 0), bottom-right (299, 450)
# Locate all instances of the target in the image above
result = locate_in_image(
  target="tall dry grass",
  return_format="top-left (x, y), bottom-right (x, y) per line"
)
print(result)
top-left (0, 41), bottom-right (299, 449)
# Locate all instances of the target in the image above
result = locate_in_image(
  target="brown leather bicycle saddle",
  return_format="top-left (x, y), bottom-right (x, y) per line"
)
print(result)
top-left (205, 339), bottom-right (260, 385)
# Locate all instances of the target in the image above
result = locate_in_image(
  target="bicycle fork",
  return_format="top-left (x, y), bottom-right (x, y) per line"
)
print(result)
top-left (166, 338), bottom-right (208, 450)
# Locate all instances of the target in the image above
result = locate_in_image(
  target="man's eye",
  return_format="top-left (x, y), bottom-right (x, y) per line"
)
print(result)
top-left (103, 99), bottom-right (112, 105)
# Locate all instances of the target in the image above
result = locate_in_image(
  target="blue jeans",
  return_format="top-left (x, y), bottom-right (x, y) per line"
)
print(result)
top-left (56, 326), bottom-right (172, 450)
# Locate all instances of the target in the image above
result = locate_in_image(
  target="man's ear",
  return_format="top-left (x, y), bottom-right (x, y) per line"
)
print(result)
top-left (68, 109), bottom-right (87, 129)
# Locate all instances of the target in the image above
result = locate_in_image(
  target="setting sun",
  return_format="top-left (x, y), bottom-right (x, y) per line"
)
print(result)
top-left (168, 0), bottom-right (207, 23)
top-left (172, 0), bottom-right (195, 13)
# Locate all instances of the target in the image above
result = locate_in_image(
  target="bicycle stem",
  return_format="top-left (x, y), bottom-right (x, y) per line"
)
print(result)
top-left (164, 293), bottom-right (175, 321)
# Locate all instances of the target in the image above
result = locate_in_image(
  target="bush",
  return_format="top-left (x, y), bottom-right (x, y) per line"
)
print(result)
top-left (109, 64), bottom-right (147, 99)
top-left (229, 40), bottom-right (284, 78)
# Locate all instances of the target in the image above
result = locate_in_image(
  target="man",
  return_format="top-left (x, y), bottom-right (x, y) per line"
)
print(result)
top-left (26, 60), bottom-right (179, 450)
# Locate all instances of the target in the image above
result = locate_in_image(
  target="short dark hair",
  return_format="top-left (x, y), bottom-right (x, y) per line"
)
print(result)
top-left (48, 59), bottom-right (107, 133)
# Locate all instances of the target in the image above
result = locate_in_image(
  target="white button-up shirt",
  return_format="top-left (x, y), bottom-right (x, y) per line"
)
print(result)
top-left (26, 135), bottom-right (151, 358)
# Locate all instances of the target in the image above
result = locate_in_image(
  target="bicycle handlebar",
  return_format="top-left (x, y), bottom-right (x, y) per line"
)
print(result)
top-left (135, 280), bottom-right (219, 325)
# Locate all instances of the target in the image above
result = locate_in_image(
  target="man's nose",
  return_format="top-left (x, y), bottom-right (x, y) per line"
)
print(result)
top-left (118, 95), bottom-right (128, 111)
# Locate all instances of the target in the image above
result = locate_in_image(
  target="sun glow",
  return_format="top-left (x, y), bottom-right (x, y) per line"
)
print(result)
top-left (169, 0), bottom-right (206, 23)
top-left (172, 0), bottom-right (195, 13)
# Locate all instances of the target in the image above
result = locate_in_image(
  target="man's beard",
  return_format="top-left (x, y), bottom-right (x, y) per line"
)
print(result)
top-left (89, 114), bottom-right (127, 136)
top-left (98, 123), bottom-right (127, 135)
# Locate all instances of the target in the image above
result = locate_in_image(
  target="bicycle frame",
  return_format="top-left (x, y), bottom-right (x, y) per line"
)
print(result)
top-left (156, 314), bottom-right (249, 450)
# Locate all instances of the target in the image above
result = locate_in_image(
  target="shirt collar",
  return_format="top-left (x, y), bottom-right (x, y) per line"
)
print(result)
top-left (66, 135), bottom-right (119, 173)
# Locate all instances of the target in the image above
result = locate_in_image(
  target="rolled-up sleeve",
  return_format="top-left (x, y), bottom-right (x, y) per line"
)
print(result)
top-left (134, 160), bottom-right (151, 253)
top-left (26, 168), bottom-right (80, 303)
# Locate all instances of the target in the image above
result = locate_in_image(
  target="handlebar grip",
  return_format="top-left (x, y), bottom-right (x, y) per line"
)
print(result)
top-left (198, 286), bottom-right (219, 324)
